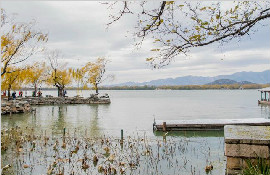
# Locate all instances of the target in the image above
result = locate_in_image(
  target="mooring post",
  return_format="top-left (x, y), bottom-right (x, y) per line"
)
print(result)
top-left (162, 122), bottom-right (167, 132)
top-left (153, 118), bottom-right (156, 131)
top-left (120, 129), bottom-right (123, 144)
top-left (63, 128), bottom-right (66, 136)
top-left (63, 128), bottom-right (66, 143)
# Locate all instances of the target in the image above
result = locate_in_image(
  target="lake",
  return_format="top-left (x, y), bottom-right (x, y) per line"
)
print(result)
top-left (1, 90), bottom-right (270, 175)
top-left (2, 89), bottom-right (270, 136)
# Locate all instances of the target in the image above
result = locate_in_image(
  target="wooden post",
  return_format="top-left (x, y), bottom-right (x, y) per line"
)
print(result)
top-left (63, 128), bottom-right (66, 143)
top-left (261, 91), bottom-right (263, 101)
top-left (120, 129), bottom-right (123, 144)
top-left (153, 118), bottom-right (156, 131)
top-left (162, 122), bottom-right (167, 132)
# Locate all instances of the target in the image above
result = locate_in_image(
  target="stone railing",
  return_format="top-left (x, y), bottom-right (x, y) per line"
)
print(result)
top-left (224, 125), bottom-right (270, 174)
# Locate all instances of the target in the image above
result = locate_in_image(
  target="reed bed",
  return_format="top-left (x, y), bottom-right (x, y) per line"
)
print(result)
top-left (1, 127), bottom-right (225, 175)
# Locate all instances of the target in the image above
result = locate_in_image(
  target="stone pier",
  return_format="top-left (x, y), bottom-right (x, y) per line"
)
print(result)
top-left (15, 95), bottom-right (111, 105)
top-left (1, 95), bottom-right (110, 115)
top-left (224, 125), bottom-right (270, 174)
top-left (1, 100), bottom-right (32, 115)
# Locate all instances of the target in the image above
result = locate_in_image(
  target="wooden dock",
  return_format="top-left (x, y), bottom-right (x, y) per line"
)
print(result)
top-left (258, 100), bottom-right (270, 105)
top-left (153, 118), bottom-right (270, 131)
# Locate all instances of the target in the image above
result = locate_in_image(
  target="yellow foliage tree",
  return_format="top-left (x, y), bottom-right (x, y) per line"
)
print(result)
top-left (1, 66), bottom-right (29, 98)
top-left (47, 68), bottom-right (73, 97)
top-left (107, 2), bottom-right (270, 68)
top-left (46, 50), bottom-right (72, 97)
top-left (1, 9), bottom-right (48, 76)
top-left (25, 62), bottom-right (47, 96)
top-left (71, 65), bottom-right (89, 91)
top-left (84, 58), bottom-right (113, 94)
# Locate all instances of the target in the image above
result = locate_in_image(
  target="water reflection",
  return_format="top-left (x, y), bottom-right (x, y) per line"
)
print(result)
top-left (1, 112), bottom-right (32, 129)
top-left (89, 105), bottom-right (101, 137)
top-left (51, 106), bottom-right (68, 135)
top-left (1, 104), bottom-right (107, 138)
top-left (49, 105), bottom-right (103, 137)
top-left (259, 104), bottom-right (270, 119)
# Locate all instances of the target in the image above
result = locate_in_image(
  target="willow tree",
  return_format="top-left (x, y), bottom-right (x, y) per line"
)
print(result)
top-left (47, 68), bottom-right (73, 97)
top-left (85, 58), bottom-right (113, 94)
top-left (71, 65), bottom-right (89, 95)
top-left (107, 1), bottom-right (270, 68)
top-left (46, 50), bottom-right (73, 97)
top-left (1, 66), bottom-right (29, 98)
top-left (25, 62), bottom-right (47, 96)
top-left (1, 9), bottom-right (48, 76)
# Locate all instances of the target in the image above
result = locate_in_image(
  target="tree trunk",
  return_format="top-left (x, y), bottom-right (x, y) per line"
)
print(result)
top-left (95, 84), bottom-right (98, 94)
top-left (34, 83), bottom-right (37, 97)
top-left (8, 88), bottom-right (11, 100)
top-left (58, 86), bottom-right (64, 97)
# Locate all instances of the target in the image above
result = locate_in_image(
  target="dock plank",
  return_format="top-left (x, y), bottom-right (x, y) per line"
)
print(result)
top-left (153, 118), bottom-right (270, 131)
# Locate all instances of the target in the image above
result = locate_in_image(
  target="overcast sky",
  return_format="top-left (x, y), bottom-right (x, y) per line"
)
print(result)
top-left (2, 1), bottom-right (270, 84)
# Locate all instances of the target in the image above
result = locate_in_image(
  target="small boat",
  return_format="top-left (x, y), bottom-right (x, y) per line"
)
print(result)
top-left (258, 87), bottom-right (270, 105)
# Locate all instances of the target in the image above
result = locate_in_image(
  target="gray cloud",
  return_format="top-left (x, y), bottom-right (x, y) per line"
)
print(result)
top-left (2, 1), bottom-right (270, 84)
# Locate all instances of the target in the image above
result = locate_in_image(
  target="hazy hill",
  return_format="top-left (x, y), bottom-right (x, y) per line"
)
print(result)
top-left (111, 70), bottom-right (270, 86)
top-left (206, 79), bottom-right (254, 85)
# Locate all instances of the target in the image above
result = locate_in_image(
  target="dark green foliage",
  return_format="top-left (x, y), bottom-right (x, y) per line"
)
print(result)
top-left (242, 157), bottom-right (270, 175)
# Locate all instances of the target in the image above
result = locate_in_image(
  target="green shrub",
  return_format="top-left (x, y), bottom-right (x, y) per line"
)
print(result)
top-left (242, 157), bottom-right (270, 175)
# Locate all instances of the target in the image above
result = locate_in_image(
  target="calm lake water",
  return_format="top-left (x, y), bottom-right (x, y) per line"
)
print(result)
top-left (1, 90), bottom-right (270, 175)
top-left (2, 90), bottom-right (270, 136)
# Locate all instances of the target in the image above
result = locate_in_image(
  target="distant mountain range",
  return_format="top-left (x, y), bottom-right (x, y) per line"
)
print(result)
top-left (111, 70), bottom-right (270, 86)
top-left (206, 79), bottom-right (254, 85)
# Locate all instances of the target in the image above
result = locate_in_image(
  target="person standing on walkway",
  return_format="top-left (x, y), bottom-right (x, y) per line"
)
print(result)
top-left (12, 91), bottom-right (16, 99)
top-left (19, 90), bottom-right (23, 97)
top-left (37, 90), bottom-right (42, 97)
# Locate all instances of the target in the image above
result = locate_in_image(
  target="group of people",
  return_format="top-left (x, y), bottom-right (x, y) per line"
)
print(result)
top-left (32, 89), bottom-right (42, 97)
top-left (2, 89), bottom-right (68, 98)
top-left (1, 91), bottom-right (23, 99)
top-left (2, 89), bottom-right (43, 99)
top-left (12, 91), bottom-right (23, 99)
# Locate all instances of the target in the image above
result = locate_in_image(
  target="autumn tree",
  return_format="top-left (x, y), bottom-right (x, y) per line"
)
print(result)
top-left (46, 50), bottom-right (73, 97)
top-left (107, 1), bottom-right (270, 68)
top-left (71, 65), bottom-right (89, 93)
top-left (84, 58), bottom-right (113, 94)
top-left (1, 9), bottom-right (48, 76)
top-left (1, 66), bottom-right (29, 99)
top-left (25, 62), bottom-right (47, 96)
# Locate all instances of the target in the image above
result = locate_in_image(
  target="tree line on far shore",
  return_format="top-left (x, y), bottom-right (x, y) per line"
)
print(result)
top-left (98, 84), bottom-right (269, 90)
top-left (19, 83), bottom-right (269, 91)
